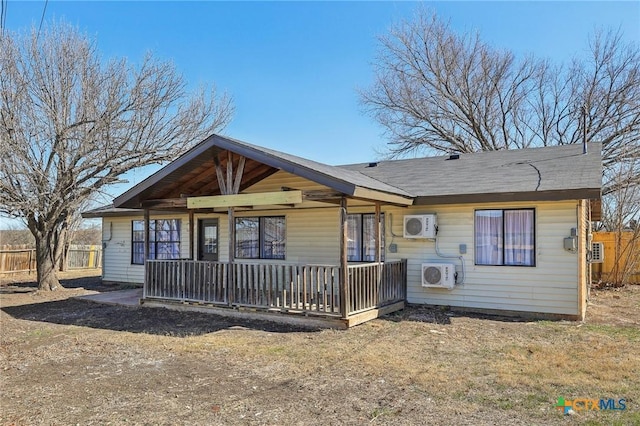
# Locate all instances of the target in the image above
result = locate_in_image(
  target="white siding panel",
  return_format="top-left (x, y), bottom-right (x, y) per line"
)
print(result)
top-left (389, 201), bottom-right (581, 315)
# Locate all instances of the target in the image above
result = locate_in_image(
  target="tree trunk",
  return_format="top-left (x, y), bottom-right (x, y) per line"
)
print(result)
top-left (35, 236), bottom-right (63, 291)
top-left (57, 227), bottom-right (69, 272)
top-left (28, 216), bottom-right (65, 292)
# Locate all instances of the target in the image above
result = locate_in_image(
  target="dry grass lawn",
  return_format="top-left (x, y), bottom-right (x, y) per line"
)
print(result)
top-left (1, 270), bottom-right (639, 425)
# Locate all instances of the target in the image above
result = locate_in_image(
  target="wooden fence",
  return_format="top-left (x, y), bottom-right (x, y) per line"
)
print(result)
top-left (592, 232), bottom-right (640, 285)
top-left (0, 245), bottom-right (36, 274)
top-left (0, 245), bottom-right (102, 274)
top-left (66, 245), bottom-right (103, 270)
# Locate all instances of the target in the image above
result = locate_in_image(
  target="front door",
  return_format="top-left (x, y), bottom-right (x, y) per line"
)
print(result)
top-left (198, 219), bottom-right (219, 261)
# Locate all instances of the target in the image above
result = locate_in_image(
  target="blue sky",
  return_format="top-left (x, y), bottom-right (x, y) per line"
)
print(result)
top-left (1, 1), bottom-right (639, 228)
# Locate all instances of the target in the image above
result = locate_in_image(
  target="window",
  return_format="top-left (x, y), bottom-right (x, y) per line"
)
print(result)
top-left (132, 219), bottom-right (181, 264)
top-left (235, 216), bottom-right (285, 259)
top-left (475, 209), bottom-right (535, 266)
top-left (347, 213), bottom-right (385, 262)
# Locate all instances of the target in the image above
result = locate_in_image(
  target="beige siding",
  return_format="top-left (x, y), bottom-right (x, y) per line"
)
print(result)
top-left (100, 178), bottom-right (584, 316)
top-left (192, 171), bottom-right (344, 265)
top-left (244, 170), bottom-right (330, 193)
top-left (384, 201), bottom-right (581, 316)
top-left (102, 214), bottom-right (191, 284)
top-left (194, 207), bottom-right (340, 265)
top-left (102, 217), bottom-right (142, 284)
top-left (243, 170), bottom-right (374, 208)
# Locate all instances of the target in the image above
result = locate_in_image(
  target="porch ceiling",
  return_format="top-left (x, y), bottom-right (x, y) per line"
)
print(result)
top-left (115, 146), bottom-right (279, 208)
top-left (152, 151), bottom-right (276, 201)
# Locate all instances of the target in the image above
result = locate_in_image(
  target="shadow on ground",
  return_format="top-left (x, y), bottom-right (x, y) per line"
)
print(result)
top-left (0, 274), bottom-right (124, 293)
top-left (2, 298), bottom-right (322, 336)
top-left (2, 272), bottom-right (550, 334)
top-left (382, 304), bottom-right (552, 326)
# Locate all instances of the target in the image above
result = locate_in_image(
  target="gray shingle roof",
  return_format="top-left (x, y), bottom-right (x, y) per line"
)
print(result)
top-left (340, 143), bottom-right (602, 204)
top-left (99, 134), bottom-right (601, 216)
top-left (215, 136), bottom-right (413, 197)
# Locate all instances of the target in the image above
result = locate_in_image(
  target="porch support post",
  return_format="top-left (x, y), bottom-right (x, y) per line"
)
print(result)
top-left (374, 202), bottom-right (382, 307)
top-left (227, 206), bottom-right (235, 306)
top-left (143, 208), bottom-right (150, 299)
top-left (213, 150), bottom-right (245, 306)
top-left (143, 209), bottom-right (150, 261)
top-left (339, 197), bottom-right (349, 319)
top-left (189, 210), bottom-right (195, 260)
top-left (375, 202), bottom-right (381, 263)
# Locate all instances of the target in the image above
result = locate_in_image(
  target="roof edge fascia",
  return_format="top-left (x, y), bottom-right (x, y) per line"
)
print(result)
top-left (413, 188), bottom-right (601, 206)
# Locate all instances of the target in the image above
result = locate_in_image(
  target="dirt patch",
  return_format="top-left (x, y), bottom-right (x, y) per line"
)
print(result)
top-left (587, 284), bottom-right (640, 327)
top-left (1, 271), bottom-right (639, 425)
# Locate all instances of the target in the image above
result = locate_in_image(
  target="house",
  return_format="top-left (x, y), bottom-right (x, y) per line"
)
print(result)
top-left (83, 134), bottom-right (602, 327)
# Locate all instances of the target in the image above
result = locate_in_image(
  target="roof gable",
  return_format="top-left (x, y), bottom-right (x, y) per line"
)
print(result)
top-left (113, 134), bottom-right (413, 208)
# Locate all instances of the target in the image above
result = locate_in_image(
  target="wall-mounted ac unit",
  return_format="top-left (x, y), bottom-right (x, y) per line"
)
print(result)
top-left (591, 242), bottom-right (604, 263)
top-left (404, 214), bottom-right (437, 239)
top-left (421, 263), bottom-right (455, 289)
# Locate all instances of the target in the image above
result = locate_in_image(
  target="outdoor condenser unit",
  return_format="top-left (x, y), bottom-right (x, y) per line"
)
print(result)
top-left (421, 263), bottom-right (455, 289)
top-left (403, 214), bottom-right (437, 239)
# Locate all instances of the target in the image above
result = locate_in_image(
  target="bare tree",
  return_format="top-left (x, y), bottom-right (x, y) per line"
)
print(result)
top-left (361, 9), bottom-right (640, 196)
top-left (0, 226), bottom-right (35, 246)
top-left (68, 225), bottom-right (102, 246)
top-left (58, 198), bottom-right (93, 272)
top-left (362, 9), bottom-right (640, 287)
top-left (361, 10), bottom-right (544, 155)
top-left (599, 156), bottom-right (640, 286)
top-left (571, 30), bottom-right (640, 196)
top-left (0, 23), bottom-right (233, 290)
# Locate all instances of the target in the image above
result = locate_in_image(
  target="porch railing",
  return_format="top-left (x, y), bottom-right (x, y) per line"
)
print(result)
top-left (346, 260), bottom-right (407, 315)
top-left (146, 261), bottom-right (342, 315)
top-left (145, 259), bottom-right (407, 318)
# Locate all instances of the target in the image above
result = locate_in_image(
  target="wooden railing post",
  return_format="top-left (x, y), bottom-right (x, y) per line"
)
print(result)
top-left (143, 261), bottom-right (149, 299)
top-left (402, 259), bottom-right (408, 300)
top-left (180, 260), bottom-right (186, 302)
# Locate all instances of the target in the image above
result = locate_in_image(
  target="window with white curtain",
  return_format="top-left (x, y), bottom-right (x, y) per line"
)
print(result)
top-left (347, 213), bottom-right (385, 262)
top-left (475, 209), bottom-right (535, 266)
top-left (132, 219), bottom-right (181, 264)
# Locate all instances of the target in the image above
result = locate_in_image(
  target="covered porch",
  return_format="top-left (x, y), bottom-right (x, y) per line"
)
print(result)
top-left (143, 259), bottom-right (407, 328)
top-left (110, 135), bottom-right (414, 327)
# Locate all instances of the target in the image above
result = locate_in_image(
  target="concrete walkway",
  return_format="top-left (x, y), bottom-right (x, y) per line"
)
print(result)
top-left (75, 288), bottom-right (142, 307)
